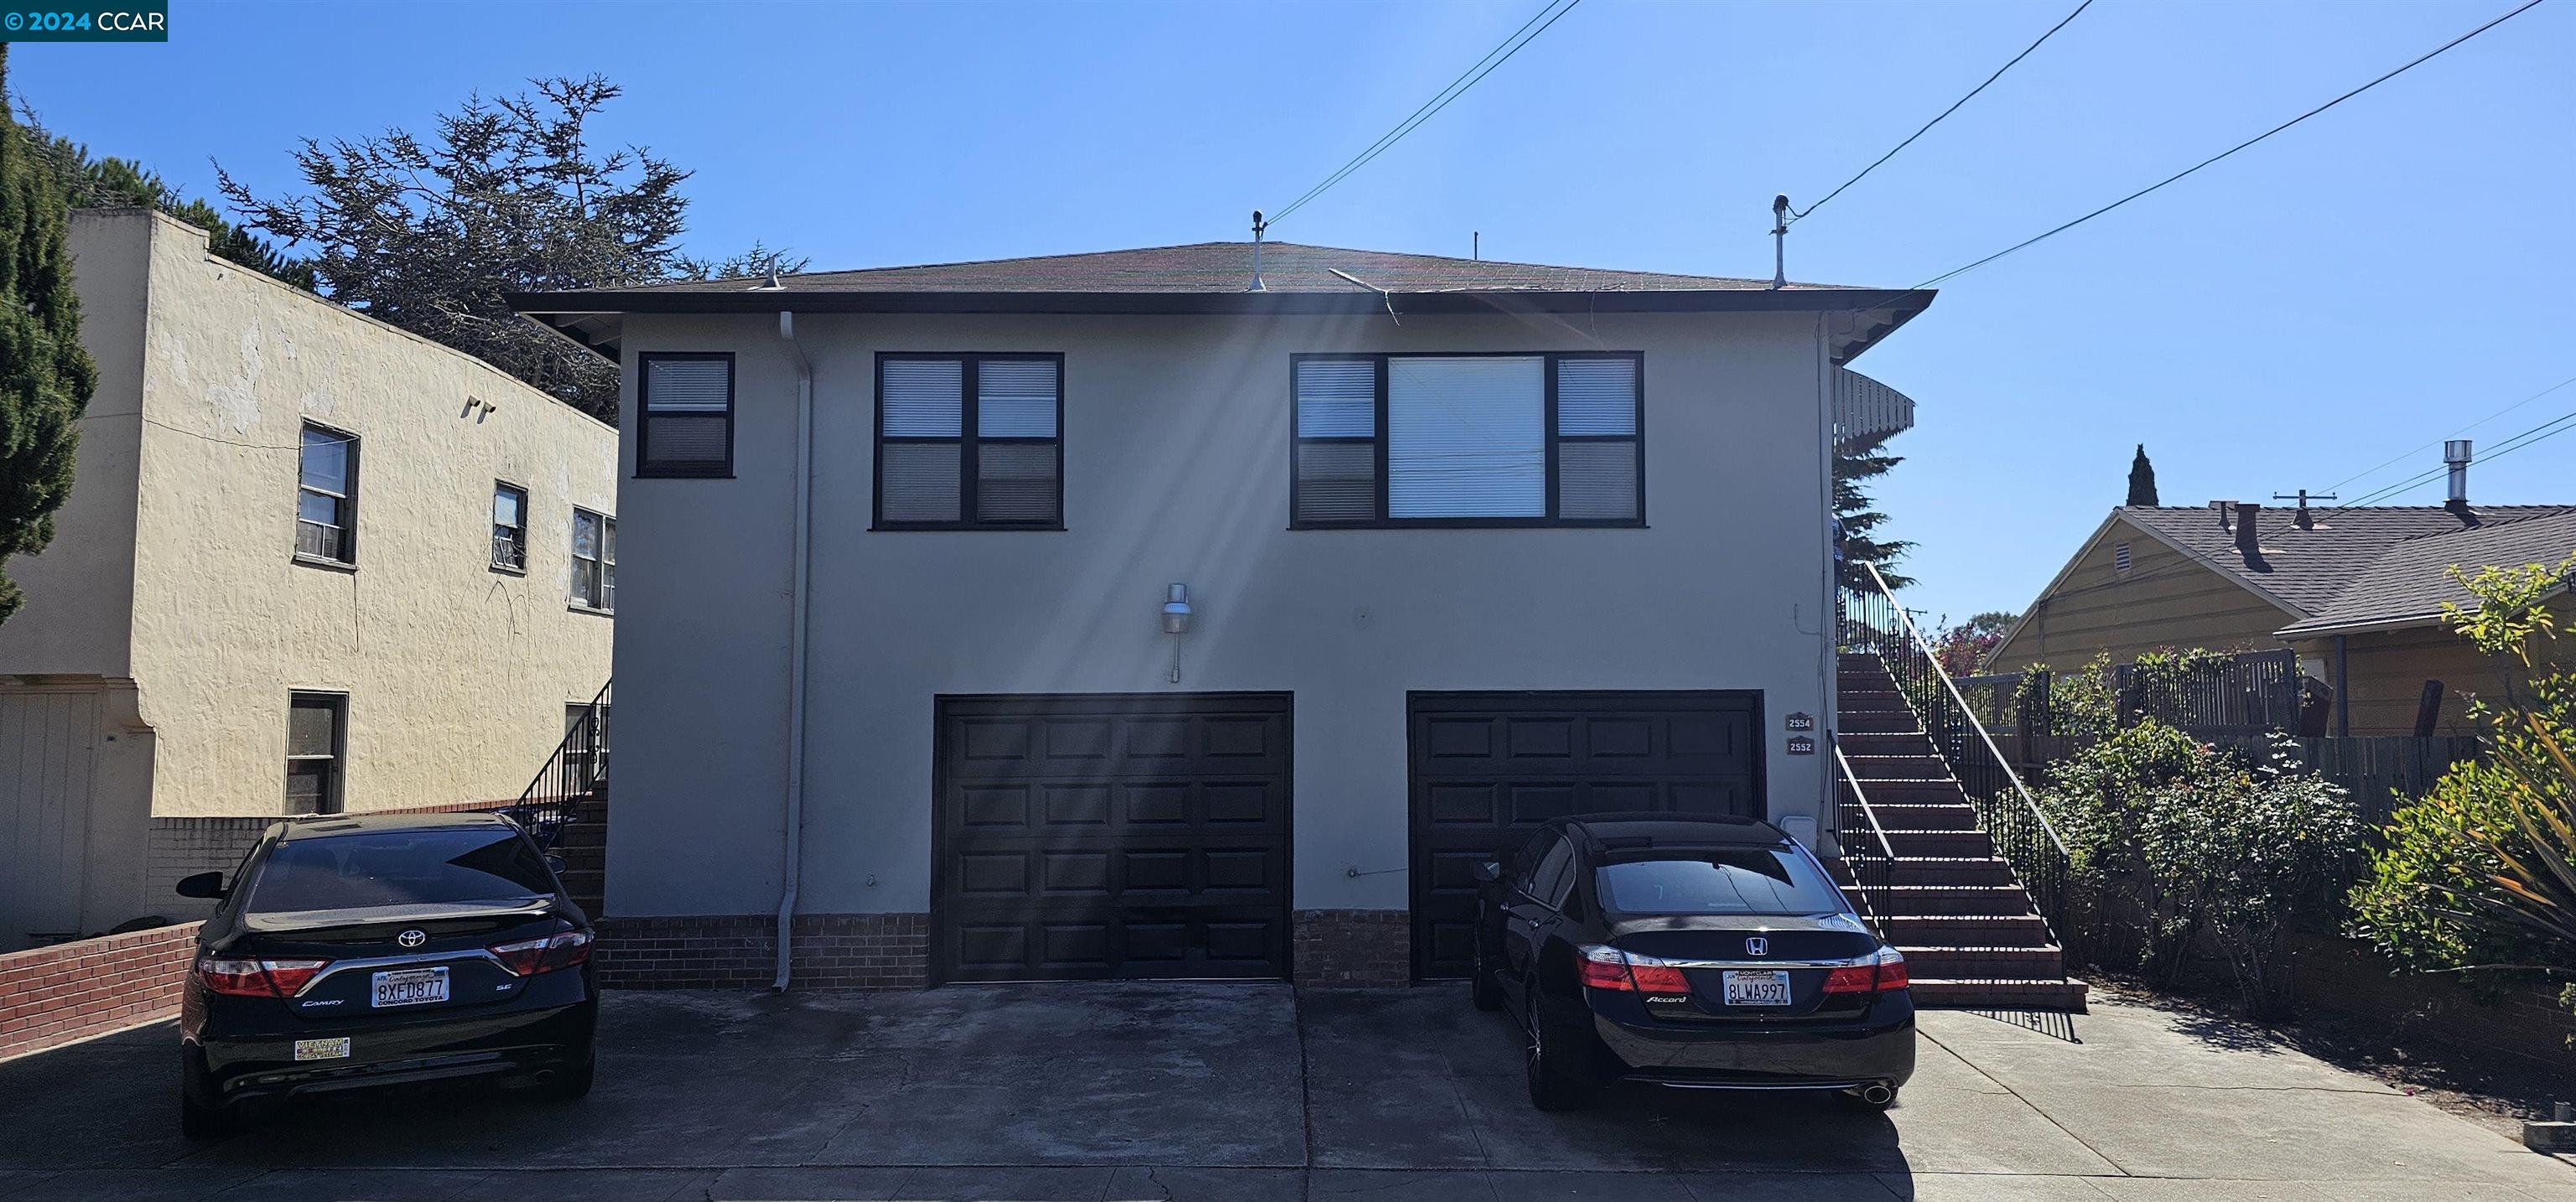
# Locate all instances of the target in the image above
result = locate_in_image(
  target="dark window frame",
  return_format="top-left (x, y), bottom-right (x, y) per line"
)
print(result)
top-left (491, 479), bottom-right (529, 573)
top-left (294, 422), bottom-right (360, 565)
top-left (636, 351), bottom-right (736, 479)
top-left (569, 506), bottom-right (615, 613)
top-left (285, 691), bottom-right (347, 816)
top-left (1288, 350), bottom-right (1646, 529)
top-left (871, 351), bottom-right (1067, 531)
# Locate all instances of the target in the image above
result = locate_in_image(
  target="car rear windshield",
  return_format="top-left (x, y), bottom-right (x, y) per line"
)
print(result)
top-left (247, 829), bottom-right (553, 914)
top-left (1593, 847), bottom-right (1846, 916)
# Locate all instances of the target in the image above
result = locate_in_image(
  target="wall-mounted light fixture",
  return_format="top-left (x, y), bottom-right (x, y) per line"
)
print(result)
top-left (1161, 583), bottom-right (1192, 682)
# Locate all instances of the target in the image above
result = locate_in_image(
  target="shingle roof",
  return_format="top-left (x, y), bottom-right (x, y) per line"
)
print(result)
top-left (2274, 508), bottom-right (2576, 635)
top-left (2121, 505), bottom-right (2571, 616)
top-left (622, 241), bottom-right (1858, 296)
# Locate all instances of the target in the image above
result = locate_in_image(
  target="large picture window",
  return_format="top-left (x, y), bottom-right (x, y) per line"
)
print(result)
top-left (875, 353), bottom-right (1063, 530)
top-left (1291, 353), bottom-right (1642, 527)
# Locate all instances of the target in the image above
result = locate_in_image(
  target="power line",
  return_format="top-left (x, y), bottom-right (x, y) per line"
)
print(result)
top-left (1909, 0), bottom-right (2548, 291)
top-left (2334, 406), bottom-right (2576, 508)
top-left (2323, 370), bottom-right (2576, 494)
top-left (1267, 0), bottom-right (1585, 227)
top-left (1789, 0), bottom-right (2094, 224)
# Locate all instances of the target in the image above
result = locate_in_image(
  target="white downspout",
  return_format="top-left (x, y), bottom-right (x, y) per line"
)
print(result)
top-left (1815, 311), bottom-right (1838, 853)
top-left (774, 311), bottom-right (813, 992)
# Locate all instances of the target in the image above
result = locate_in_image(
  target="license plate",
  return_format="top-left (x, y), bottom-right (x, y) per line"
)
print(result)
top-left (371, 966), bottom-right (449, 1008)
top-left (1722, 969), bottom-right (1793, 1007)
top-left (293, 1037), bottom-right (351, 1062)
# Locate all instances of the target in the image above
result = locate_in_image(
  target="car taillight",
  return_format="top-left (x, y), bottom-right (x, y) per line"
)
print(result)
top-left (1573, 945), bottom-right (1692, 994)
top-left (195, 956), bottom-right (330, 998)
top-left (488, 928), bottom-right (595, 977)
top-left (1823, 947), bottom-right (1909, 995)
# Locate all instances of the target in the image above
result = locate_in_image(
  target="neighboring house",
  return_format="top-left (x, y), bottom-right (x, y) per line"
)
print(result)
top-left (0, 209), bottom-right (616, 949)
top-left (510, 240), bottom-right (1934, 987)
top-left (1986, 493), bottom-right (2574, 735)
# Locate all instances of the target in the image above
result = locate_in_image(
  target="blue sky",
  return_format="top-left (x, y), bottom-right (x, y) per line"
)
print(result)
top-left (14, 0), bottom-right (2572, 624)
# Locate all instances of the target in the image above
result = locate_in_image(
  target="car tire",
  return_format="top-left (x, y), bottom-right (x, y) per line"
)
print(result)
top-left (1522, 987), bottom-right (1591, 1112)
top-left (534, 1042), bottom-right (596, 1101)
top-left (1470, 946), bottom-right (1505, 1012)
top-left (179, 1049), bottom-right (241, 1141)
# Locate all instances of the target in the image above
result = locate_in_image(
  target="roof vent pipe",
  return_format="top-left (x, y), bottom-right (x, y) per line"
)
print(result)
top-left (1768, 195), bottom-right (1790, 291)
top-left (2235, 502), bottom-right (2262, 558)
top-left (1248, 210), bottom-right (1267, 293)
top-left (2444, 439), bottom-right (2473, 505)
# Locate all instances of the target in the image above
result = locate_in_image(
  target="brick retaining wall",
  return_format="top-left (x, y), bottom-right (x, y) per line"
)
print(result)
top-left (0, 922), bottom-right (200, 1060)
top-left (1293, 909), bottom-right (1411, 987)
top-left (595, 914), bottom-right (930, 990)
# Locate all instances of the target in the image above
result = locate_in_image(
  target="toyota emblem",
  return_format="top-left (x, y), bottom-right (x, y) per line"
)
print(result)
top-left (1745, 936), bottom-right (1769, 957)
top-left (397, 929), bottom-right (427, 949)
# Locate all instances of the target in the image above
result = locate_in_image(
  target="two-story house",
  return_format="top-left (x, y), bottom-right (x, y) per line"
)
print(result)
top-left (0, 209), bottom-right (616, 949)
top-left (511, 241), bottom-right (1933, 987)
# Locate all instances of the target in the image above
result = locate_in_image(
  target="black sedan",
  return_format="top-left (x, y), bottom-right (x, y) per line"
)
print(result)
top-left (1469, 813), bottom-right (1914, 1111)
top-left (174, 811), bottom-right (599, 1138)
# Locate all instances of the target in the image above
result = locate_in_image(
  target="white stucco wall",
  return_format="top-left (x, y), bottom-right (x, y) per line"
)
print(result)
top-left (607, 308), bottom-right (1839, 919)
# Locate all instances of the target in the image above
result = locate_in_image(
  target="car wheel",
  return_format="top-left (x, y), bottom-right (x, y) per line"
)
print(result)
top-left (534, 1042), bottom-right (596, 1101)
top-left (1470, 945), bottom-right (1505, 1012)
top-left (179, 1049), bottom-right (241, 1141)
top-left (1522, 988), bottom-right (1590, 1112)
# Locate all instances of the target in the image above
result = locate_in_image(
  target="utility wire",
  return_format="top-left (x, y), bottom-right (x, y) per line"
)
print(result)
top-left (1268, 0), bottom-right (1584, 227)
top-left (1789, 0), bottom-right (2094, 224)
top-left (1908, 0), bottom-right (2548, 291)
top-left (2322, 370), bottom-right (2576, 494)
top-left (2333, 406), bottom-right (2576, 508)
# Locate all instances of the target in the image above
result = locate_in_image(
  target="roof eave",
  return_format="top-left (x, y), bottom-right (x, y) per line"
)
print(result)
top-left (2274, 612), bottom-right (2448, 640)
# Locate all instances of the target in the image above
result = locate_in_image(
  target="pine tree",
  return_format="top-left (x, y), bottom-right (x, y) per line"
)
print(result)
top-left (0, 44), bottom-right (101, 625)
top-left (2127, 443), bottom-right (2160, 507)
top-left (1836, 430), bottom-right (1914, 591)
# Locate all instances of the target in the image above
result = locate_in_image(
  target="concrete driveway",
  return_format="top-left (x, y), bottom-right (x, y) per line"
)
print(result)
top-left (0, 984), bottom-right (2568, 1200)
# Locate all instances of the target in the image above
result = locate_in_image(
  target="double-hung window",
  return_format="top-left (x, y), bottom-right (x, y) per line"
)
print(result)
top-left (571, 508), bottom-right (615, 612)
top-left (286, 692), bottom-right (345, 815)
top-left (491, 482), bottom-right (528, 572)
top-left (875, 353), bottom-right (1063, 529)
top-left (1291, 353), bottom-right (1642, 527)
top-left (295, 423), bottom-right (358, 563)
top-left (637, 353), bottom-right (734, 478)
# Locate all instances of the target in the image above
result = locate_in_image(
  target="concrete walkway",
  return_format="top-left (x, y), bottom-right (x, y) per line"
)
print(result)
top-left (0, 984), bottom-right (2567, 1199)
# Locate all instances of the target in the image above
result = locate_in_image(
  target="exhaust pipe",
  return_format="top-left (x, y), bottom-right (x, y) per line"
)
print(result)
top-left (1858, 1084), bottom-right (1893, 1106)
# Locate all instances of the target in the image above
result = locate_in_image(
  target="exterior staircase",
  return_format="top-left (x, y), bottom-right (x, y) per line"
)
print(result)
top-left (553, 790), bottom-right (609, 920)
top-left (1835, 650), bottom-right (2088, 1011)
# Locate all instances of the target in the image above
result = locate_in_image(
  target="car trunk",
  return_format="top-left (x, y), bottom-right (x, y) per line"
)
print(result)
top-left (1610, 914), bottom-right (1878, 1022)
top-left (240, 899), bottom-right (558, 1020)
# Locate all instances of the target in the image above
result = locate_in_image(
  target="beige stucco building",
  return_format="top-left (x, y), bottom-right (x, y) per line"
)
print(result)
top-left (0, 209), bottom-right (615, 948)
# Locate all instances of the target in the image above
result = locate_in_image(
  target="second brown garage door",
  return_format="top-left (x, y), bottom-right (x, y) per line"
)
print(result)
top-left (1410, 691), bottom-right (1763, 980)
top-left (933, 693), bottom-right (1292, 982)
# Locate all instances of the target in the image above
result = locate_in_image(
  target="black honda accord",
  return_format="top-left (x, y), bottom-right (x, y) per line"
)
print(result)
top-left (1470, 813), bottom-right (1914, 1111)
top-left (175, 811), bottom-right (598, 1137)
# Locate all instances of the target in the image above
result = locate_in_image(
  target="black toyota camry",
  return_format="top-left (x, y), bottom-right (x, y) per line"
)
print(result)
top-left (175, 812), bottom-right (599, 1138)
top-left (1469, 813), bottom-right (1914, 1111)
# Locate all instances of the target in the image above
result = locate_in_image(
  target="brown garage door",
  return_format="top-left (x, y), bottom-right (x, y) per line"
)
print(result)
top-left (1410, 691), bottom-right (1763, 980)
top-left (933, 693), bottom-right (1293, 982)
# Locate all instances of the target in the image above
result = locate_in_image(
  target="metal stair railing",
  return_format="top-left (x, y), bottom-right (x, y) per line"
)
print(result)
top-left (507, 679), bottom-right (610, 851)
top-left (1839, 563), bottom-right (2075, 958)
top-left (1832, 739), bottom-right (1898, 939)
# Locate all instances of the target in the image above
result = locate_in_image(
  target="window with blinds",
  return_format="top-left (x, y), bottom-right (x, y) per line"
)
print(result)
top-left (875, 354), bottom-right (1063, 529)
top-left (286, 692), bottom-right (345, 815)
top-left (638, 353), bottom-right (735, 478)
top-left (1291, 353), bottom-right (1642, 527)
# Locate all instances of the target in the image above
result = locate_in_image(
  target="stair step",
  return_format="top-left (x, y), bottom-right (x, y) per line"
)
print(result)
top-left (558, 822), bottom-right (608, 849)
top-left (1836, 733), bottom-right (1936, 757)
top-left (1837, 712), bottom-right (1921, 734)
top-left (1855, 884), bottom-right (2033, 915)
top-left (1872, 914), bottom-right (2056, 946)
top-left (557, 867), bottom-right (605, 894)
top-left (1862, 803), bottom-right (1981, 830)
top-left (1841, 779), bottom-right (1972, 804)
top-left (1880, 830), bottom-right (1996, 857)
top-left (1908, 977), bottom-right (2089, 1012)
top-left (1884, 857), bottom-right (2018, 887)
top-left (1840, 754), bottom-right (1952, 780)
top-left (558, 847), bottom-right (607, 872)
top-left (1898, 946), bottom-right (2067, 980)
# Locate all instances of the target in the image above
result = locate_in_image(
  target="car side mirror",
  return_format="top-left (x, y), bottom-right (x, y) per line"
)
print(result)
top-left (545, 853), bottom-right (569, 876)
top-left (1471, 861), bottom-right (1502, 884)
top-left (175, 872), bottom-right (227, 900)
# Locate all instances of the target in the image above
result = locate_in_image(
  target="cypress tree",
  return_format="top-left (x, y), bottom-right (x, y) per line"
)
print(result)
top-left (1835, 430), bottom-right (1914, 591)
top-left (2127, 443), bottom-right (2160, 507)
top-left (0, 44), bottom-right (100, 625)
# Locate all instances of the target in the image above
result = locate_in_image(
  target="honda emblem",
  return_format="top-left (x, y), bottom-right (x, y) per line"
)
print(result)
top-left (1745, 936), bottom-right (1769, 957)
top-left (397, 929), bottom-right (427, 949)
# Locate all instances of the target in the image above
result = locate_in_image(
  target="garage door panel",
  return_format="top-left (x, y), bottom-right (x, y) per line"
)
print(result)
top-left (1410, 691), bottom-right (1763, 981)
top-left (938, 693), bottom-right (1292, 982)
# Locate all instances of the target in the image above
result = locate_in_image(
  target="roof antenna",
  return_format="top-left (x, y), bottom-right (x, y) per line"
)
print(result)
top-left (1248, 210), bottom-right (1268, 293)
top-left (2272, 489), bottom-right (2336, 531)
top-left (1473, 231), bottom-right (1480, 262)
top-left (1768, 195), bottom-right (1790, 291)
